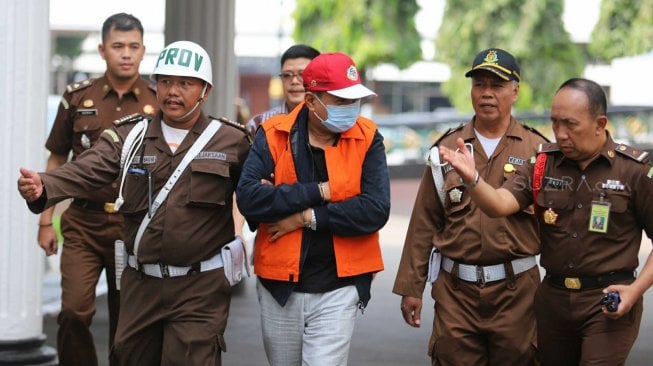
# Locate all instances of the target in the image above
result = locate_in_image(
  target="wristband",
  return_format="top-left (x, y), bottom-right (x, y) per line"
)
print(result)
top-left (38, 223), bottom-right (53, 227)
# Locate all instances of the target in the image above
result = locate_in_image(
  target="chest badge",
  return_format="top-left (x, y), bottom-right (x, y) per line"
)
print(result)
top-left (543, 208), bottom-right (558, 225)
top-left (143, 104), bottom-right (154, 115)
top-left (82, 99), bottom-right (94, 108)
top-left (81, 134), bottom-right (91, 149)
top-left (504, 163), bottom-right (516, 173)
top-left (448, 188), bottom-right (463, 203)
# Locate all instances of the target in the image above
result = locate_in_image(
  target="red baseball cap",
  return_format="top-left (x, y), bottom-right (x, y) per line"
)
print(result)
top-left (302, 52), bottom-right (376, 99)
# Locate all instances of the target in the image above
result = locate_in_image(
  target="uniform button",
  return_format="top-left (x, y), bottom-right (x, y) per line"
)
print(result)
top-left (116, 107), bottom-right (121, 112)
top-left (572, 232), bottom-right (578, 238)
top-left (111, 182), bottom-right (118, 189)
top-left (568, 263), bottom-right (574, 269)
top-left (577, 203), bottom-right (582, 209)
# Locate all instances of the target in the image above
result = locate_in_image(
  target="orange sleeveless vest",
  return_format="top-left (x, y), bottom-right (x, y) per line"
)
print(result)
top-left (253, 103), bottom-right (384, 282)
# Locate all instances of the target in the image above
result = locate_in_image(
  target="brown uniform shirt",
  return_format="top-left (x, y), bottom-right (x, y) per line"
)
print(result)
top-left (505, 133), bottom-right (653, 277)
top-left (46, 75), bottom-right (157, 202)
top-left (394, 117), bottom-right (547, 297)
top-left (39, 111), bottom-right (251, 266)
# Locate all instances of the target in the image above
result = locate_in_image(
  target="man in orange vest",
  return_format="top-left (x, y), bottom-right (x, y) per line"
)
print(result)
top-left (236, 52), bottom-right (390, 366)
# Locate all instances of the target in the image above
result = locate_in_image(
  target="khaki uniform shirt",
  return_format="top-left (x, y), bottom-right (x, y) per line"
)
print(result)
top-left (39, 111), bottom-right (251, 266)
top-left (394, 117), bottom-right (547, 298)
top-left (46, 75), bottom-right (157, 202)
top-left (505, 134), bottom-right (653, 277)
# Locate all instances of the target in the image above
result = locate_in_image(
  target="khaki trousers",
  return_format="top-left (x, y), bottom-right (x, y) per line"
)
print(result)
top-left (535, 279), bottom-right (642, 365)
top-left (429, 266), bottom-right (540, 366)
top-left (58, 205), bottom-right (123, 366)
top-left (111, 265), bottom-right (231, 365)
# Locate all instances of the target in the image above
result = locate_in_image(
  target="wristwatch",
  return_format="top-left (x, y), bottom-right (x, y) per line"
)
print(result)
top-left (309, 209), bottom-right (317, 231)
top-left (460, 170), bottom-right (480, 189)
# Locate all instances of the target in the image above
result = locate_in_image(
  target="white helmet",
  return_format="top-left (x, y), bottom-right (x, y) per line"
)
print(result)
top-left (152, 41), bottom-right (212, 86)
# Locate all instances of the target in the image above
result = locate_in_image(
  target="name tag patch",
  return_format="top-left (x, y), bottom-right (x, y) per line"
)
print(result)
top-left (543, 176), bottom-right (569, 189)
top-left (196, 151), bottom-right (227, 161)
top-left (132, 155), bottom-right (156, 165)
top-left (77, 109), bottom-right (98, 116)
top-left (508, 156), bottom-right (525, 165)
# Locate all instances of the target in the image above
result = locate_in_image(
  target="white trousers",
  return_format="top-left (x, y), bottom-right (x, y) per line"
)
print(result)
top-left (257, 280), bottom-right (359, 366)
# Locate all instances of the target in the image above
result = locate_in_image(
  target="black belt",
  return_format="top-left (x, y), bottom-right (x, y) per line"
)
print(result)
top-left (72, 199), bottom-right (118, 213)
top-left (546, 271), bottom-right (634, 290)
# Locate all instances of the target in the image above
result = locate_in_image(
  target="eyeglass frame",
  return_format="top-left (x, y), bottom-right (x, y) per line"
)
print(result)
top-left (278, 71), bottom-right (304, 82)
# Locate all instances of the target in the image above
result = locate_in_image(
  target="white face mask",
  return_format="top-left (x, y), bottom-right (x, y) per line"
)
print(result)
top-left (313, 96), bottom-right (360, 133)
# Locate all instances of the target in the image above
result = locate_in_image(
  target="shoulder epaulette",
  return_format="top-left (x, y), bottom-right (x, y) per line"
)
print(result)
top-left (65, 79), bottom-right (94, 94)
top-left (212, 115), bottom-right (252, 144)
top-left (537, 142), bottom-right (559, 154)
top-left (522, 123), bottom-right (550, 142)
top-left (213, 116), bottom-right (247, 133)
top-left (113, 113), bottom-right (145, 126)
top-left (615, 144), bottom-right (649, 163)
top-left (431, 123), bottom-right (464, 148)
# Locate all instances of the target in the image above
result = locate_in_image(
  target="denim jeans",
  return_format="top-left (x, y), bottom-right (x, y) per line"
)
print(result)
top-left (257, 280), bottom-right (359, 366)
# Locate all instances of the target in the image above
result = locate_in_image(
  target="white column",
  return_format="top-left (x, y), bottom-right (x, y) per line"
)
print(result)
top-left (164, 0), bottom-right (237, 120)
top-left (0, 0), bottom-right (57, 363)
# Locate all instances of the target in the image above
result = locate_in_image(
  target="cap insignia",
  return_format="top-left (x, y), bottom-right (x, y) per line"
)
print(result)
top-left (484, 50), bottom-right (499, 64)
top-left (346, 65), bottom-right (358, 81)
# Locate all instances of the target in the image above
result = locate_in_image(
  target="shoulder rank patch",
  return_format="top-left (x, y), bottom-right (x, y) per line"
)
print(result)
top-left (521, 123), bottom-right (550, 142)
top-left (60, 96), bottom-right (70, 110)
top-left (432, 123), bottom-right (464, 148)
top-left (615, 144), bottom-right (649, 163)
top-left (113, 113), bottom-right (145, 126)
top-left (537, 142), bottom-right (559, 154)
top-left (102, 129), bottom-right (119, 143)
top-left (65, 79), bottom-right (94, 94)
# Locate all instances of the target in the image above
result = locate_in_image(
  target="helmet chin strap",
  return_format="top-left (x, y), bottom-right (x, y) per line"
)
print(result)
top-left (170, 83), bottom-right (208, 122)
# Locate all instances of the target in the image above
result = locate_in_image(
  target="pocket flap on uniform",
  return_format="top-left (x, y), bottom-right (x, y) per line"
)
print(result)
top-left (191, 159), bottom-right (230, 178)
top-left (537, 190), bottom-right (573, 210)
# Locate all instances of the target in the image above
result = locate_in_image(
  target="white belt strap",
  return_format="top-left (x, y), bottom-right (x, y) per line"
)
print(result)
top-left (426, 247), bottom-right (442, 284)
top-left (114, 118), bottom-right (149, 211)
top-left (428, 143), bottom-right (474, 207)
top-left (127, 252), bottom-right (223, 278)
top-left (428, 146), bottom-right (447, 207)
top-left (441, 256), bottom-right (537, 284)
top-left (133, 119), bottom-right (222, 263)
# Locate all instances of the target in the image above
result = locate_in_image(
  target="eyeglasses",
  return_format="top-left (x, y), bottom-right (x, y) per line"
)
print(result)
top-left (279, 71), bottom-right (303, 81)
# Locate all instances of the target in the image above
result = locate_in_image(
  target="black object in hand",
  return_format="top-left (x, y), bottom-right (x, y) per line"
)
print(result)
top-left (599, 292), bottom-right (620, 312)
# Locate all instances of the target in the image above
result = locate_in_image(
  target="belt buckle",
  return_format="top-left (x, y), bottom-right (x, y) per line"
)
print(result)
top-left (476, 266), bottom-right (485, 286)
top-left (564, 277), bottom-right (581, 290)
top-left (159, 263), bottom-right (170, 278)
top-left (104, 202), bottom-right (117, 213)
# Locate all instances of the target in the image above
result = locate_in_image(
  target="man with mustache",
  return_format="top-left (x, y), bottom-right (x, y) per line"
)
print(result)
top-left (37, 13), bottom-right (156, 366)
top-left (18, 40), bottom-right (250, 365)
top-left (393, 48), bottom-right (547, 365)
top-left (440, 77), bottom-right (653, 365)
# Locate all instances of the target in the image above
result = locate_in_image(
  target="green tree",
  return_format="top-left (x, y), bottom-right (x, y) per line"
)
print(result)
top-left (436, 0), bottom-right (583, 113)
top-left (54, 35), bottom-right (85, 60)
top-left (589, 0), bottom-right (653, 62)
top-left (293, 0), bottom-right (422, 71)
